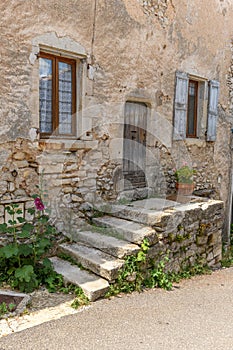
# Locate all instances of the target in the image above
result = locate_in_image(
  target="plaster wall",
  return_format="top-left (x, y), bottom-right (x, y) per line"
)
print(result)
top-left (0, 0), bottom-right (233, 240)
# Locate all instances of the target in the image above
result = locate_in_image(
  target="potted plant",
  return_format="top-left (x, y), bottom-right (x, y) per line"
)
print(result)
top-left (174, 164), bottom-right (195, 195)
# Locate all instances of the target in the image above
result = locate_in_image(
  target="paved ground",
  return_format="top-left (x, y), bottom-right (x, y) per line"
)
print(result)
top-left (0, 267), bottom-right (233, 350)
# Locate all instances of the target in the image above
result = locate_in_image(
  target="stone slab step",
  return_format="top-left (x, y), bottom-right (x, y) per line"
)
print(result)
top-left (107, 204), bottom-right (172, 227)
top-left (58, 243), bottom-right (124, 282)
top-left (49, 256), bottom-right (109, 302)
top-left (93, 216), bottom-right (158, 245)
top-left (73, 230), bottom-right (140, 258)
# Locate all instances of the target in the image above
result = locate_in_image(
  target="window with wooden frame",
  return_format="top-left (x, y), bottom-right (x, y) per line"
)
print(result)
top-left (173, 71), bottom-right (219, 141)
top-left (39, 52), bottom-right (76, 137)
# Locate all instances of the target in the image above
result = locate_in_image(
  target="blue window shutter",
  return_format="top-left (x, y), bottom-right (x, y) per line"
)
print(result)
top-left (207, 80), bottom-right (220, 141)
top-left (173, 71), bottom-right (189, 140)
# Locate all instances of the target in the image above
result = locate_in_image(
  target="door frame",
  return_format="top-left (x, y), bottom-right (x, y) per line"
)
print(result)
top-left (123, 101), bottom-right (148, 190)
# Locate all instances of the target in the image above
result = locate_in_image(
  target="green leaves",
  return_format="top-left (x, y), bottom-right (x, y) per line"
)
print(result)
top-left (18, 244), bottom-right (33, 257)
top-left (137, 251), bottom-right (146, 262)
top-left (17, 222), bottom-right (34, 239)
top-left (0, 199), bottom-right (59, 293)
top-left (0, 244), bottom-right (19, 258)
top-left (106, 240), bottom-right (175, 297)
top-left (0, 223), bottom-right (8, 233)
top-left (141, 238), bottom-right (150, 253)
top-left (15, 265), bottom-right (34, 282)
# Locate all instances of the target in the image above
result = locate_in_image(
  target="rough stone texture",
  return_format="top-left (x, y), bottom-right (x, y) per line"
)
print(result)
top-left (137, 0), bottom-right (171, 27)
top-left (58, 243), bottom-right (125, 282)
top-left (55, 198), bottom-right (224, 289)
top-left (0, 0), bottom-right (232, 242)
top-left (72, 230), bottom-right (140, 258)
top-left (98, 198), bottom-right (224, 271)
top-left (93, 216), bottom-right (158, 244)
top-left (49, 256), bottom-right (109, 301)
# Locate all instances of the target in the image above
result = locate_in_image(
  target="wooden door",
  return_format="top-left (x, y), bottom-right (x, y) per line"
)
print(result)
top-left (123, 101), bottom-right (147, 190)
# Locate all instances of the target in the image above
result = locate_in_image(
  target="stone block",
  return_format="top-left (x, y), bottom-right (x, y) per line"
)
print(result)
top-left (15, 160), bottom-right (29, 168)
top-left (49, 257), bottom-right (109, 302)
top-left (71, 195), bottom-right (83, 202)
top-left (207, 251), bottom-right (214, 262)
top-left (65, 164), bottom-right (78, 172)
top-left (39, 141), bottom-right (64, 151)
top-left (213, 245), bottom-right (222, 258)
top-left (8, 182), bottom-right (15, 192)
top-left (89, 152), bottom-right (103, 160)
top-left (39, 164), bottom-right (63, 174)
top-left (63, 187), bottom-right (73, 194)
top-left (13, 152), bottom-right (26, 160)
top-left (93, 215), bottom-right (157, 245)
top-left (84, 178), bottom-right (96, 187)
top-left (0, 181), bottom-right (8, 194)
top-left (77, 171), bottom-right (87, 177)
top-left (74, 230), bottom-right (140, 258)
top-left (196, 236), bottom-right (208, 246)
top-left (58, 243), bottom-right (124, 282)
top-left (208, 231), bottom-right (222, 245)
top-left (0, 205), bottom-right (5, 216)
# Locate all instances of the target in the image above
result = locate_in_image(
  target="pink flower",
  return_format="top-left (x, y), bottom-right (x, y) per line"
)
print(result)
top-left (34, 197), bottom-right (45, 211)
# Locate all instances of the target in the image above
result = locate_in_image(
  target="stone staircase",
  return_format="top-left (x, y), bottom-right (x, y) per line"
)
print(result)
top-left (50, 198), bottom-right (178, 301)
top-left (51, 197), bottom-right (222, 301)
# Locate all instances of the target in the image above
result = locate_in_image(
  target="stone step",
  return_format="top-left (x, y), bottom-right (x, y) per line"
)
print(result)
top-left (49, 257), bottom-right (109, 302)
top-left (93, 216), bottom-right (158, 245)
top-left (58, 243), bottom-right (124, 282)
top-left (73, 230), bottom-right (140, 258)
top-left (106, 203), bottom-right (172, 227)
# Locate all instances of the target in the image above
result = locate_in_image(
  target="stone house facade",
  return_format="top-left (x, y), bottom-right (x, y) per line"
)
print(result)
top-left (1, 0), bottom-right (233, 243)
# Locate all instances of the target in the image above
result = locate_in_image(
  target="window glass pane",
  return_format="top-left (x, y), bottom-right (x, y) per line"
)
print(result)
top-left (187, 81), bottom-right (197, 136)
top-left (39, 58), bottom-right (53, 133)
top-left (58, 62), bottom-right (73, 134)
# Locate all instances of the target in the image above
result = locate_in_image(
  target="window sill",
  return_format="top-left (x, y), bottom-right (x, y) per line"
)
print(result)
top-left (184, 138), bottom-right (206, 147)
top-left (38, 139), bottom-right (98, 151)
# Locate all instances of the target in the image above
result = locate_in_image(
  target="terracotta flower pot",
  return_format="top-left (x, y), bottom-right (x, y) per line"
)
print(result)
top-left (176, 182), bottom-right (194, 196)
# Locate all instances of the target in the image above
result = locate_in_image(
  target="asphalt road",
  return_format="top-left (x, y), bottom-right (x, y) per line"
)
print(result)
top-left (0, 267), bottom-right (233, 350)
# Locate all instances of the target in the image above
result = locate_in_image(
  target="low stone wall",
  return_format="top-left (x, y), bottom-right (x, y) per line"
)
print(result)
top-left (147, 199), bottom-right (223, 271)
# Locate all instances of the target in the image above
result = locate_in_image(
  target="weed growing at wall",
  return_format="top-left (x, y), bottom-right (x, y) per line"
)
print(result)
top-left (144, 256), bottom-right (173, 290)
top-left (106, 240), bottom-right (211, 298)
top-left (105, 239), bottom-right (173, 297)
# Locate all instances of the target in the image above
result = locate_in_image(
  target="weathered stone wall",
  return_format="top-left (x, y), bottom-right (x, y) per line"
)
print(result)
top-left (148, 199), bottom-right (223, 271)
top-left (0, 0), bottom-right (233, 240)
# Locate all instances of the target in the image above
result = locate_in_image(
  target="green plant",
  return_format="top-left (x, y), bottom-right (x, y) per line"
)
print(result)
top-left (0, 198), bottom-right (60, 293)
top-left (0, 302), bottom-right (16, 318)
top-left (70, 286), bottom-right (89, 308)
top-left (105, 239), bottom-right (151, 296)
top-left (145, 256), bottom-right (173, 290)
top-left (174, 164), bottom-right (195, 184)
top-left (175, 234), bottom-right (185, 243)
top-left (0, 302), bottom-right (8, 317)
top-left (106, 240), bottom-right (214, 298)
